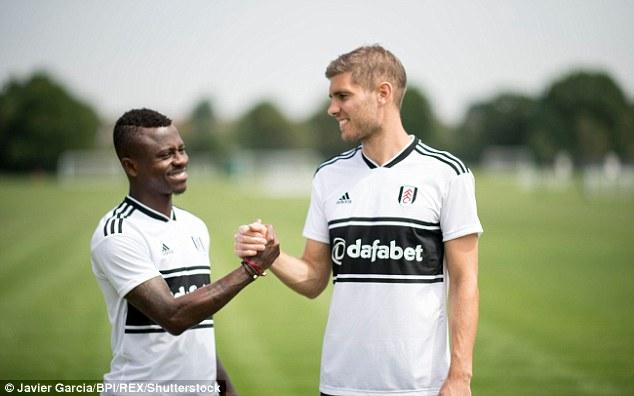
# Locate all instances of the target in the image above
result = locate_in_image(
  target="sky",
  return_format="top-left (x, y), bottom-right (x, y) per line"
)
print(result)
top-left (1, 0), bottom-right (633, 125)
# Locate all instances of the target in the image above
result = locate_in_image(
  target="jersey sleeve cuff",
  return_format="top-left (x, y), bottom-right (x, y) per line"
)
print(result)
top-left (302, 231), bottom-right (330, 244)
top-left (442, 225), bottom-right (484, 242)
top-left (118, 272), bottom-right (161, 298)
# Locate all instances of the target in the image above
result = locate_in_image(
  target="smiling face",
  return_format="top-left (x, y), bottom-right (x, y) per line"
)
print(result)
top-left (126, 124), bottom-right (189, 198)
top-left (327, 72), bottom-right (382, 143)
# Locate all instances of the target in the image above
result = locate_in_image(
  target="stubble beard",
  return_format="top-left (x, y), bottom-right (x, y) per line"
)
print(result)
top-left (342, 106), bottom-right (381, 143)
top-left (341, 115), bottom-right (381, 144)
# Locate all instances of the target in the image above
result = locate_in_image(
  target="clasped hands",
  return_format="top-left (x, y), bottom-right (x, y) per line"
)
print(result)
top-left (235, 220), bottom-right (279, 273)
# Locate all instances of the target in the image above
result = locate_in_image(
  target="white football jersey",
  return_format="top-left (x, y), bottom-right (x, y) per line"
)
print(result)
top-left (91, 196), bottom-right (216, 393)
top-left (304, 137), bottom-right (483, 396)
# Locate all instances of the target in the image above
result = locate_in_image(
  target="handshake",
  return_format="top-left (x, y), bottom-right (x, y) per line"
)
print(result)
top-left (234, 220), bottom-right (280, 277)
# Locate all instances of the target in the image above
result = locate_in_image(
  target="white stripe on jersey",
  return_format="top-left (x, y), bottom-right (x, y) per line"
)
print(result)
top-left (125, 319), bottom-right (214, 333)
top-left (329, 219), bottom-right (440, 231)
top-left (334, 274), bottom-right (444, 281)
top-left (161, 268), bottom-right (211, 279)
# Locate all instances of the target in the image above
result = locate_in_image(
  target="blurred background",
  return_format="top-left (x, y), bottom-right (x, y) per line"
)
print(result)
top-left (1, 1), bottom-right (633, 395)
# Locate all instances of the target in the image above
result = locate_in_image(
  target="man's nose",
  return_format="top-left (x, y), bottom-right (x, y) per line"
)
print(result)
top-left (327, 100), bottom-right (339, 117)
top-left (174, 150), bottom-right (188, 166)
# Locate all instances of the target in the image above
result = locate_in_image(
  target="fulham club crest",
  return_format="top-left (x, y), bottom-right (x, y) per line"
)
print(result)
top-left (398, 185), bottom-right (418, 205)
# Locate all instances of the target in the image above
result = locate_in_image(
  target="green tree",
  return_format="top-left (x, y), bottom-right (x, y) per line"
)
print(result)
top-left (180, 98), bottom-right (226, 159)
top-left (0, 72), bottom-right (99, 172)
top-left (624, 104), bottom-right (634, 160)
top-left (304, 100), bottom-right (353, 159)
top-left (233, 100), bottom-right (298, 149)
top-left (401, 86), bottom-right (440, 146)
top-left (457, 93), bottom-right (537, 162)
top-left (531, 70), bottom-right (632, 164)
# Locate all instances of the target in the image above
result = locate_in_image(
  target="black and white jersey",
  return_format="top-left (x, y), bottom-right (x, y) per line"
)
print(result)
top-left (303, 136), bottom-right (483, 396)
top-left (91, 196), bottom-right (216, 388)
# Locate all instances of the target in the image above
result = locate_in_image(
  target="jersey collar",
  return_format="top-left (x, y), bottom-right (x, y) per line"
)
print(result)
top-left (124, 196), bottom-right (176, 222)
top-left (361, 135), bottom-right (417, 169)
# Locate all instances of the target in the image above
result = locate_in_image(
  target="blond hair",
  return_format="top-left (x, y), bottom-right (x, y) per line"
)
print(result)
top-left (325, 45), bottom-right (407, 108)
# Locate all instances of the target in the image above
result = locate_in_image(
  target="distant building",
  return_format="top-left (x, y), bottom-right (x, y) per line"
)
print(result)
top-left (228, 149), bottom-right (322, 197)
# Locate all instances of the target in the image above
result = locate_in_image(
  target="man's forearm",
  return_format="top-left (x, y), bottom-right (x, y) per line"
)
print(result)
top-left (270, 251), bottom-right (329, 299)
top-left (447, 277), bottom-right (479, 380)
top-left (127, 265), bottom-right (257, 336)
top-left (169, 266), bottom-right (256, 332)
top-left (444, 234), bottom-right (479, 384)
top-left (127, 229), bottom-right (279, 336)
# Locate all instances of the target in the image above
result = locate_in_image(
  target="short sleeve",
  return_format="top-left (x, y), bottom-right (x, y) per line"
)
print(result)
top-left (440, 172), bottom-right (484, 242)
top-left (91, 233), bottom-right (161, 297)
top-left (302, 177), bottom-right (330, 244)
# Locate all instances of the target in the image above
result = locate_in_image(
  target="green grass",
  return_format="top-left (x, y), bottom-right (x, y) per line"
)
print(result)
top-left (0, 173), bottom-right (632, 395)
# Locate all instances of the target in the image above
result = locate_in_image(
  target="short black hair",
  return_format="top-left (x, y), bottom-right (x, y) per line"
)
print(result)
top-left (113, 108), bottom-right (172, 159)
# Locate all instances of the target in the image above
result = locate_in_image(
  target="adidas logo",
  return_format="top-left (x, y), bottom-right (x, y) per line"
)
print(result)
top-left (336, 192), bottom-right (352, 204)
top-left (161, 243), bottom-right (174, 255)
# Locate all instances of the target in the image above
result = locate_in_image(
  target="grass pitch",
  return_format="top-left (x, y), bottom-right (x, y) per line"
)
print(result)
top-left (0, 173), bottom-right (632, 395)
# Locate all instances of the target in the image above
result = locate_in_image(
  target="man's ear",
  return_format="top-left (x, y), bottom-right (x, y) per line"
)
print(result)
top-left (121, 157), bottom-right (138, 178)
top-left (377, 81), bottom-right (393, 106)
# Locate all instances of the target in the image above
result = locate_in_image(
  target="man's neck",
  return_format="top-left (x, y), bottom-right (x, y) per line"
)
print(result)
top-left (361, 123), bottom-right (411, 167)
top-left (128, 189), bottom-right (173, 218)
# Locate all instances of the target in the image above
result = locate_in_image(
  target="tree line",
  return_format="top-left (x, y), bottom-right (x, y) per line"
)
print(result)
top-left (1, 69), bottom-right (632, 173)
